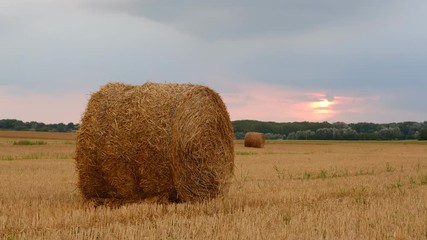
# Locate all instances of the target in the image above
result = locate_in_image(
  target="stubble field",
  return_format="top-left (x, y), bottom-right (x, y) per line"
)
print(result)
top-left (1, 131), bottom-right (427, 239)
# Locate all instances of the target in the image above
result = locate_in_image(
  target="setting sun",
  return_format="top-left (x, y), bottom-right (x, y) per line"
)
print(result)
top-left (310, 99), bottom-right (332, 109)
top-left (319, 99), bottom-right (330, 108)
top-left (307, 98), bottom-right (336, 119)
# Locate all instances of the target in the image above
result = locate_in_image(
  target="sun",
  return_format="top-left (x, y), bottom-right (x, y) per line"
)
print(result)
top-left (318, 99), bottom-right (330, 108)
top-left (306, 96), bottom-right (336, 119)
top-left (310, 99), bottom-right (332, 109)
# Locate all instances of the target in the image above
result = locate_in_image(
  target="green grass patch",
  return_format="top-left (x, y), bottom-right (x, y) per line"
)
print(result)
top-left (236, 151), bottom-right (258, 156)
top-left (273, 165), bottom-right (288, 180)
top-left (386, 162), bottom-right (395, 172)
top-left (420, 174), bottom-right (427, 185)
top-left (389, 178), bottom-right (404, 194)
top-left (13, 140), bottom-right (47, 146)
top-left (0, 155), bottom-right (15, 161)
top-left (0, 152), bottom-right (74, 160)
top-left (296, 167), bottom-right (376, 181)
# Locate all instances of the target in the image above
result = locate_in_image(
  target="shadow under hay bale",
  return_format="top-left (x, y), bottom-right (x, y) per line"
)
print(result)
top-left (75, 82), bottom-right (234, 204)
top-left (244, 132), bottom-right (265, 148)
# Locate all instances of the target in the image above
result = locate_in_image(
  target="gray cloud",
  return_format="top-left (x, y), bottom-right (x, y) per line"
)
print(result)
top-left (1, 0), bottom-right (426, 122)
top-left (86, 0), bottom-right (392, 40)
top-left (83, 0), bottom-right (427, 90)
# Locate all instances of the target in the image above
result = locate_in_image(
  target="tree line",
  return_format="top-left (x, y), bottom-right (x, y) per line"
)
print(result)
top-left (2, 118), bottom-right (427, 140)
top-left (233, 120), bottom-right (427, 140)
top-left (0, 119), bottom-right (78, 132)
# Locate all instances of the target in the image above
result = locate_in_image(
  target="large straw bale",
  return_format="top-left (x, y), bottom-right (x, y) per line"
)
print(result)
top-left (75, 82), bottom-right (234, 204)
top-left (244, 132), bottom-right (265, 148)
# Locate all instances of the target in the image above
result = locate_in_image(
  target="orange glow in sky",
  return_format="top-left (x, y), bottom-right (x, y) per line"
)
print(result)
top-left (310, 99), bottom-right (332, 109)
top-left (309, 99), bottom-right (334, 117)
top-left (223, 82), bottom-right (347, 122)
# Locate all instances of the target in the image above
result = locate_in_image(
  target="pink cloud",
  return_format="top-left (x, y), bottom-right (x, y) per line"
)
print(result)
top-left (222, 82), bottom-right (326, 122)
top-left (0, 87), bottom-right (88, 123)
top-left (221, 82), bottom-right (382, 122)
top-left (0, 82), bottom-right (387, 124)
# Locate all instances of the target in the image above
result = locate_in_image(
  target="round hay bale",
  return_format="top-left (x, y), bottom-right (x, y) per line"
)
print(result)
top-left (244, 132), bottom-right (265, 148)
top-left (75, 82), bottom-right (234, 204)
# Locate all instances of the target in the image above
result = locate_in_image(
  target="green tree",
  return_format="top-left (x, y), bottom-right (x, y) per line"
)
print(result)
top-left (315, 128), bottom-right (334, 140)
top-left (417, 129), bottom-right (427, 140)
top-left (378, 127), bottom-right (402, 140)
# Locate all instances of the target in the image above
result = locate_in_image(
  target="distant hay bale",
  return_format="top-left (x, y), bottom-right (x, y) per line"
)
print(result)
top-left (75, 82), bottom-right (234, 204)
top-left (244, 132), bottom-right (265, 148)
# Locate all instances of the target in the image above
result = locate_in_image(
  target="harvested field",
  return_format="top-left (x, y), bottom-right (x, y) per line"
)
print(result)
top-left (0, 130), bottom-right (75, 140)
top-left (1, 131), bottom-right (427, 239)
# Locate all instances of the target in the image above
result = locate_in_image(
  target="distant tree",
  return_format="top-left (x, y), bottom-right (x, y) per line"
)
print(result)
top-left (293, 130), bottom-right (315, 140)
top-left (0, 119), bottom-right (78, 132)
top-left (417, 129), bottom-right (427, 140)
top-left (234, 132), bottom-right (244, 140)
top-left (398, 122), bottom-right (420, 139)
top-left (66, 122), bottom-right (75, 132)
top-left (0, 119), bottom-right (25, 130)
top-left (332, 122), bottom-right (348, 129)
top-left (378, 127), bottom-right (402, 140)
top-left (349, 122), bottom-right (382, 134)
top-left (315, 128), bottom-right (334, 140)
top-left (265, 133), bottom-right (285, 140)
top-left (341, 128), bottom-right (358, 140)
top-left (286, 132), bottom-right (296, 140)
top-left (232, 120), bottom-right (427, 140)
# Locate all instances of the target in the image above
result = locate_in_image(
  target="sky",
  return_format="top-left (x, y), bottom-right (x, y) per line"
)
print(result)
top-left (1, 0), bottom-right (426, 124)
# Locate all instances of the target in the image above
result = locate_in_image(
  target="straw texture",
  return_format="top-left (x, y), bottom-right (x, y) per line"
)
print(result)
top-left (75, 82), bottom-right (234, 204)
top-left (244, 132), bottom-right (265, 148)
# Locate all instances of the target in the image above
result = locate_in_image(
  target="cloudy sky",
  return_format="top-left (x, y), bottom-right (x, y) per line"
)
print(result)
top-left (1, 0), bottom-right (426, 124)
